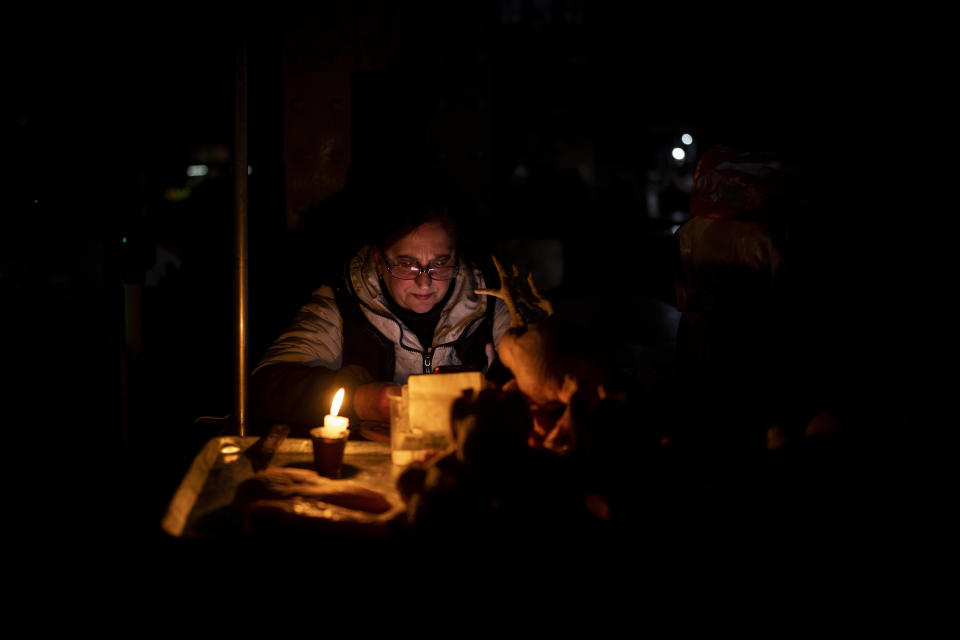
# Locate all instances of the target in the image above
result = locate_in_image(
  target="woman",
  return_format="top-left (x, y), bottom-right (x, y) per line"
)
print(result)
top-left (251, 183), bottom-right (511, 433)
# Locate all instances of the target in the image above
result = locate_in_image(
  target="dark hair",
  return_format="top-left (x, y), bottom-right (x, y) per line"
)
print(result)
top-left (374, 185), bottom-right (458, 251)
top-left (347, 165), bottom-right (465, 254)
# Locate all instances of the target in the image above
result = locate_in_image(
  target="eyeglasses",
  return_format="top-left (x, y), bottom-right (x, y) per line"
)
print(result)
top-left (385, 261), bottom-right (459, 280)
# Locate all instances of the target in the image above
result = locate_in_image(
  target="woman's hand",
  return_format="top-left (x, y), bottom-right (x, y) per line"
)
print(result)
top-left (352, 381), bottom-right (399, 422)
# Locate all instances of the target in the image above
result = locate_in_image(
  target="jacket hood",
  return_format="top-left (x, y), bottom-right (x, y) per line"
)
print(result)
top-left (346, 244), bottom-right (491, 350)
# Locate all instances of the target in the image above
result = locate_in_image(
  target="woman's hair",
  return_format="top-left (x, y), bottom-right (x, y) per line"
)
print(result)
top-left (376, 190), bottom-right (458, 253)
top-left (348, 165), bottom-right (464, 254)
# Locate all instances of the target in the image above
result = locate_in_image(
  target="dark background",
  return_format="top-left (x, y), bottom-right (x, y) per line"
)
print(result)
top-left (5, 3), bottom-right (927, 552)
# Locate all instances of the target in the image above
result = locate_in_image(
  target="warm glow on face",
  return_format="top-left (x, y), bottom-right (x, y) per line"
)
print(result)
top-left (380, 221), bottom-right (456, 314)
top-left (331, 388), bottom-right (345, 417)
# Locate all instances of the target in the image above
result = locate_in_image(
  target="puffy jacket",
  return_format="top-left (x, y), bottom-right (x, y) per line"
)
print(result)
top-left (251, 245), bottom-right (511, 430)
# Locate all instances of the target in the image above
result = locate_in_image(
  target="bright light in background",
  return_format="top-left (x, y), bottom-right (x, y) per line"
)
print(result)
top-left (672, 147), bottom-right (686, 161)
top-left (186, 164), bottom-right (252, 177)
top-left (681, 133), bottom-right (693, 145)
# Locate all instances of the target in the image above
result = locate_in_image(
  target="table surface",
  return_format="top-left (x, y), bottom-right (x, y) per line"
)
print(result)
top-left (162, 435), bottom-right (406, 539)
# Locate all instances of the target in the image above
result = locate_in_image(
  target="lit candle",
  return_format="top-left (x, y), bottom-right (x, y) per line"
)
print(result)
top-left (316, 388), bottom-right (349, 438)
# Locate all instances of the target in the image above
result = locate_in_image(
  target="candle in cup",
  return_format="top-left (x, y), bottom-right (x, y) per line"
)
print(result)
top-left (317, 388), bottom-right (349, 438)
top-left (311, 388), bottom-right (350, 477)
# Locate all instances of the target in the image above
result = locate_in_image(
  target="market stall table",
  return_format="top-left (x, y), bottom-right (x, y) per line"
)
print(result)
top-left (162, 428), bottom-right (407, 540)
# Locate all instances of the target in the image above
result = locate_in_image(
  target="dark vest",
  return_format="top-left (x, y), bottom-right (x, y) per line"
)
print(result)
top-left (333, 282), bottom-right (496, 380)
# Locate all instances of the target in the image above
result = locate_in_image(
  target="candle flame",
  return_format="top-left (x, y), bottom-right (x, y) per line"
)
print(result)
top-left (331, 388), bottom-right (345, 417)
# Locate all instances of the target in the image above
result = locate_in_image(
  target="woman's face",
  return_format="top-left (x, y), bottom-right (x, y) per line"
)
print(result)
top-left (377, 220), bottom-right (456, 314)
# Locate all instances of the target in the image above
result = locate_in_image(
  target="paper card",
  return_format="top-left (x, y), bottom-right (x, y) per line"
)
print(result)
top-left (407, 371), bottom-right (485, 437)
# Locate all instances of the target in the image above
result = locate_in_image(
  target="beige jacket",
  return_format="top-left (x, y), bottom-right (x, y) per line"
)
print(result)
top-left (254, 245), bottom-right (511, 385)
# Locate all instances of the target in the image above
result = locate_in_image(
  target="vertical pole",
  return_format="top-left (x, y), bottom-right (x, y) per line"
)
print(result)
top-left (234, 37), bottom-right (249, 437)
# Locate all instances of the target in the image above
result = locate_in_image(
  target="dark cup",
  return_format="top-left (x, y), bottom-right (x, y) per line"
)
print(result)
top-left (311, 430), bottom-right (349, 478)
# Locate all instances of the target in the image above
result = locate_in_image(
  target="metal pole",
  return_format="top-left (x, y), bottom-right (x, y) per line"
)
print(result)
top-left (233, 37), bottom-right (249, 436)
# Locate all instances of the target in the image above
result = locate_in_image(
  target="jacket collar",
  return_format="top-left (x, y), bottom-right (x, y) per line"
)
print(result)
top-left (347, 245), bottom-right (490, 347)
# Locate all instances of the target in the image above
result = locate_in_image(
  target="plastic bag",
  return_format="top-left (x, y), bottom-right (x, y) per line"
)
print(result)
top-left (675, 216), bottom-right (784, 312)
top-left (690, 146), bottom-right (801, 220)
